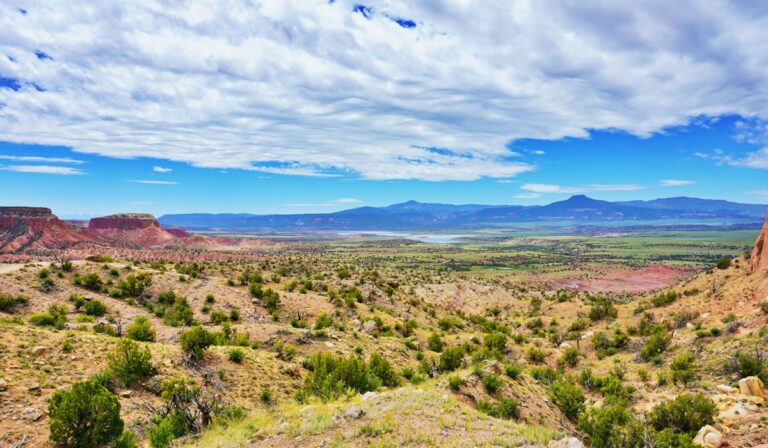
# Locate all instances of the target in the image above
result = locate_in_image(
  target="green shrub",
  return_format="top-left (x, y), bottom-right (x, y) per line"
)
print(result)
top-left (228, 348), bottom-right (245, 363)
top-left (504, 363), bottom-right (523, 380)
top-left (369, 353), bottom-right (400, 387)
top-left (107, 339), bottom-right (153, 387)
top-left (229, 308), bottom-right (240, 322)
top-left (592, 329), bottom-right (629, 358)
top-left (0, 293), bottom-right (27, 312)
top-left (716, 256), bottom-right (731, 270)
top-left (156, 290), bottom-right (177, 305)
top-left (651, 290), bottom-right (680, 307)
top-left (725, 350), bottom-right (768, 383)
top-left (448, 375), bottom-right (461, 391)
top-left (477, 398), bottom-right (519, 420)
top-left (483, 374), bottom-right (502, 394)
top-left (484, 332), bottom-right (507, 352)
top-left (439, 346), bottom-right (464, 372)
top-left (761, 300), bottom-right (768, 314)
top-left (78, 273), bottom-right (104, 291)
top-left (114, 431), bottom-right (139, 448)
top-left (559, 347), bottom-right (581, 368)
top-left (30, 304), bottom-right (68, 329)
top-left (147, 417), bottom-right (175, 448)
top-left (549, 379), bottom-right (585, 421)
top-left (300, 352), bottom-right (381, 401)
top-left (577, 403), bottom-right (636, 448)
top-left (314, 313), bottom-right (334, 330)
top-left (427, 332), bottom-right (443, 352)
top-left (526, 346), bottom-right (546, 363)
top-left (647, 393), bottom-right (715, 435)
top-left (670, 352), bottom-right (698, 386)
top-left (210, 310), bottom-right (228, 324)
top-left (588, 297), bottom-right (618, 321)
top-left (116, 274), bottom-right (151, 298)
top-left (164, 297), bottom-right (194, 327)
top-left (83, 299), bottom-right (107, 317)
top-left (530, 366), bottom-right (558, 385)
top-left (126, 316), bottom-right (156, 342)
top-left (180, 326), bottom-right (215, 360)
top-left (640, 331), bottom-right (671, 362)
top-left (48, 380), bottom-right (123, 448)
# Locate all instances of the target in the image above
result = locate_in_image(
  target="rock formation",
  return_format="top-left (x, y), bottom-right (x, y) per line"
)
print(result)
top-left (87, 213), bottom-right (178, 248)
top-left (749, 210), bottom-right (768, 273)
top-left (0, 207), bottom-right (92, 253)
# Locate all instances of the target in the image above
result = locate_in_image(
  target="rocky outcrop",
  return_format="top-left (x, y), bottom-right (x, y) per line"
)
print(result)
top-left (88, 213), bottom-right (177, 248)
top-left (88, 213), bottom-right (162, 231)
top-left (0, 207), bottom-right (93, 253)
top-left (739, 376), bottom-right (765, 399)
top-left (749, 210), bottom-right (768, 273)
top-left (693, 425), bottom-right (723, 447)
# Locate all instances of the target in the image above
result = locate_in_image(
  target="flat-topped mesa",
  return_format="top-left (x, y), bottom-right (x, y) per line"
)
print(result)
top-left (0, 206), bottom-right (58, 229)
top-left (89, 213), bottom-right (161, 231)
top-left (749, 210), bottom-right (768, 273)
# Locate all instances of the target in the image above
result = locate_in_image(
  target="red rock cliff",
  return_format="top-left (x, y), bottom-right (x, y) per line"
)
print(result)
top-left (0, 207), bottom-right (93, 253)
top-left (88, 213), bottom-right (161, 231)
top-left (750, 210), bottom-right (768, 273)
top-left (0, 207), bottom-right (58, 229)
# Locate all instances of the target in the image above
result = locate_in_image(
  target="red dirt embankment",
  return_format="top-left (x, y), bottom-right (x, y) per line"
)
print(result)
top-left (749, 210), bottom-right (768, 273)
top-left (552, 264), bottom-right (691, 294)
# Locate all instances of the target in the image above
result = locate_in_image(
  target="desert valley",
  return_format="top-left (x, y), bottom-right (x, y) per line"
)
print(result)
top-left (0, 199), bottom-right (767, 448)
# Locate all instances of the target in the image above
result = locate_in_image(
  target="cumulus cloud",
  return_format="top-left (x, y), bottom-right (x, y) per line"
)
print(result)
top-left (1, 164), bottom-right (83, 175)
top-left (660, 179), bottom-right (695, 186)
top-left (521, 183), bottom-right (643, 194)
top-left (152, 166), bottom-right (172, 173)
top-left (2, 1), bottom-right (768, 180)
top-left (130, 180), bottom-right (178, 185)
top-left (694, 147), bottom-right (768, 169)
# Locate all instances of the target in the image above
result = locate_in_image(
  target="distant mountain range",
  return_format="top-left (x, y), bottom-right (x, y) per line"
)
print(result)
top-left (158, 195), bottom-right (768, 232)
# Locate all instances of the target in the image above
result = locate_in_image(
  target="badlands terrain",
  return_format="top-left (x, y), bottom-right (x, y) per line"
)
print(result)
top-left (0, 206), bottom-right (767, 447)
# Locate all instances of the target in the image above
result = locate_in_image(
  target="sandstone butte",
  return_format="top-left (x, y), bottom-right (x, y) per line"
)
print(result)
top-left (750, 209), bottom-right (768, 273)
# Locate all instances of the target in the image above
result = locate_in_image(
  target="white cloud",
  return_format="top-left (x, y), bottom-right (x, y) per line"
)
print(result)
top-left (0, 155), bottom-right (83, 164)
top-left (152, 166), bottom-right (172, 173)
top-left (731, 147), bottom-right (768, 169)
top-left (2, 1), bottom-right (768, 180)
top-left (335, 198), bottom-right (363, 203)
top-left (521, 183), bottom-right (643, 194)
top-left (694, 147), bottom-right (768, 169)
top-left (1, 164), bottom-right (83, 175)
top-left (514, 193), bottom-right (541, 199)
top-left (660, 179), bottom-right (695, 186)
top-left (130, 180), bottom-right (178, 185)
top-left (530, 150), bottom-right (545, 155)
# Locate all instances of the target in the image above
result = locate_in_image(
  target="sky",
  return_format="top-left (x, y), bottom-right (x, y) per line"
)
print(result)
top-left (1, 1), bottom-right (767, 217)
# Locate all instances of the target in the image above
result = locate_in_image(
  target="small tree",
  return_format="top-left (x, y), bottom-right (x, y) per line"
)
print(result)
top-left (647, 393), bottom-right (716, 435)
top-left (549, 379), bottom-right (585, 421)
top-left (108, 339), bottom-right (153, 387)
top-left (180, 326), bottom-right (214, 360)
top-left (48, 380), bottom-right (124, 448)
top-left (126, 316), bottom-right (156, 342)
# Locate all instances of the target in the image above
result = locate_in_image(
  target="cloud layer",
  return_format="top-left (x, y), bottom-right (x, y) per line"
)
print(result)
top-left (2, 1), bottom-right (768, 180)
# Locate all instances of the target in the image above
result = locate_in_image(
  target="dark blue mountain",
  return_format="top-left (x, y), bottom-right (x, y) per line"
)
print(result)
top-left (617, 196), bottom-right (766, 218)
top-left (158, 195), bottom-right (767, 231)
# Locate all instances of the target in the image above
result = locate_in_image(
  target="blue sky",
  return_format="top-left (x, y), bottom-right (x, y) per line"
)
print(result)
top-left (1, 1), bottom-right (768, 217)
top-left (1, 115), bottom-right (766, 217)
